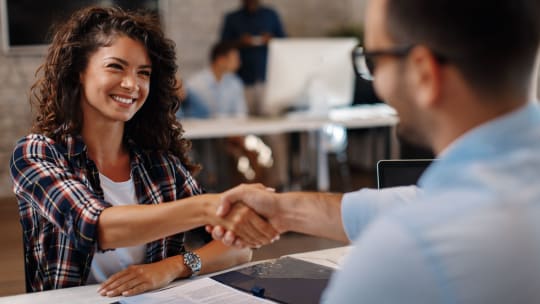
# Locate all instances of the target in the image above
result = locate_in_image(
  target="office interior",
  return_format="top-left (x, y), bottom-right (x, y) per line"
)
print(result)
top-left (0, 0), bottom-right (539, 297)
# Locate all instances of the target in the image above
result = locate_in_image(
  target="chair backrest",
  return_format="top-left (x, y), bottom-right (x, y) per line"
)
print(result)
top-left (22, 233), bottom-right (32, 292)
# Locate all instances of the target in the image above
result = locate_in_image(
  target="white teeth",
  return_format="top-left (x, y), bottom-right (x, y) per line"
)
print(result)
top-left (112, 95), bottom-right (134, 104)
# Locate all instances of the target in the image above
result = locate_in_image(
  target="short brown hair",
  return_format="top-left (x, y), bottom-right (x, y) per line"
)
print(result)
top-left (385, 0), bottom-right (540, 97)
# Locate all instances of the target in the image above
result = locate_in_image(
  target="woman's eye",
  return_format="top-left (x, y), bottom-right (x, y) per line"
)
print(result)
top-left (139, 70), bottom-right (151, 77)
top-left (107, 63), bottom-right (123, 70)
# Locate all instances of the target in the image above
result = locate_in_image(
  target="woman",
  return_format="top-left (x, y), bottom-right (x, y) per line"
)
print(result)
top-left (10, 6), bottom-right (277, 297)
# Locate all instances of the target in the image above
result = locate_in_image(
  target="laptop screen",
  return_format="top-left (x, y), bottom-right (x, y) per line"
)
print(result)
top-left (377, 159), bottom-right (433, 188)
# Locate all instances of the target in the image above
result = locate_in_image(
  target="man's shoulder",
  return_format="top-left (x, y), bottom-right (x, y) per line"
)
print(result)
top-left (385, 189), bottom-right (492, 228)
top-left (224, 9), bottom-right (244, 20)
top-left (259, 6), bottom-right (279, 15)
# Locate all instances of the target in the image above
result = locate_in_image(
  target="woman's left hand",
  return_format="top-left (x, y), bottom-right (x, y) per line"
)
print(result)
top-left (98, 257), bottom-right (182, 297)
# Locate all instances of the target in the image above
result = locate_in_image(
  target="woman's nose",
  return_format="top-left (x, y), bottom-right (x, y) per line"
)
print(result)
top-left (121, 73), bottom-right (139, 91)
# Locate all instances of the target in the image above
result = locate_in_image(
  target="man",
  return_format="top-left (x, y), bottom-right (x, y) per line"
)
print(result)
top-left (220, 0), bottom-right (289, 191)
top-left (211, 0), bottom-right (540, 302)
top-left (183, 41), bottom-right (247, 119)
top-left (220, 0), bottom-right (286, 115)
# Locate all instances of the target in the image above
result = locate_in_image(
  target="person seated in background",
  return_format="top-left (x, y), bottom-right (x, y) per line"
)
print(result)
top-left (184, 41), bottom-right (247, 119)
top-left (9, 6), bottom-right (277, 296)
top-left (179, 41), bottom-right (270, 191)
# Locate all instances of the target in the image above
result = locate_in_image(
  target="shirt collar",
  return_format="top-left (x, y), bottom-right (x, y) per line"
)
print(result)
top-left (63, 133), bottom-right (87, 158)
top-left (419, 101), bottom-right (540, 187)
top-left (438, 102), bottom-right (540, 160)
top-left (61, 131), bottom-right (144, 166)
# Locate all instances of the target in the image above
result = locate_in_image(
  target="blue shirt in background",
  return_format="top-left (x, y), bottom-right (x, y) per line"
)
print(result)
top-left (183, 68), bottom-right (247, 119)
top-left (220, 6), bottom-right (286, 85)
top-left (324, 102), bottom-right (540, 303)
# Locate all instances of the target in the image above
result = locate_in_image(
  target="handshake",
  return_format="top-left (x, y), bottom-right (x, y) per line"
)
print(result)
top-left (205, 183), bottom-right (347, 248)
top-left (206, 183), bottom-right (284, 249)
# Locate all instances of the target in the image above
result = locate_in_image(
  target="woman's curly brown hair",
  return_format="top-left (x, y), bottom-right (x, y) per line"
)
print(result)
top-left (30, 6), bottom-right (199, 174)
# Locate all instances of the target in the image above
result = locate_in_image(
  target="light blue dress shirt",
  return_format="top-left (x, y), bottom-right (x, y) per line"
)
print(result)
top-left (185, 68), bottom-right (247, 118)
top-left (323, 102), bottom-right (540, 303)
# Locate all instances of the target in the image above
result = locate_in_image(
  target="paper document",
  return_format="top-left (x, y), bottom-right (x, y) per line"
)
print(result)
top-left (117, 277), bottom-right (274, 304)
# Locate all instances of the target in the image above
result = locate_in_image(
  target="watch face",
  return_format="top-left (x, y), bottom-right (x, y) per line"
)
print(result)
top-left (184, 251), bottom-right (201, 275)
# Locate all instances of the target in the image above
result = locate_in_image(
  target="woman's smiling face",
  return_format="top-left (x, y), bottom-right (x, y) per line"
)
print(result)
top-left (79, 35), bottom-right (152, 124)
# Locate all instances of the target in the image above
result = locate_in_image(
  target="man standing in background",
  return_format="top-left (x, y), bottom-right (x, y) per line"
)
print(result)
top-left (220, 0), bottom-right (286, 115)
top-left (220, 0), bottom-right (289, 191)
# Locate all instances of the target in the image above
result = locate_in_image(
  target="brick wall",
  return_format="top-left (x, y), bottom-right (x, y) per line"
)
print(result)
top-left (0, 0), bottom-right (367, 196)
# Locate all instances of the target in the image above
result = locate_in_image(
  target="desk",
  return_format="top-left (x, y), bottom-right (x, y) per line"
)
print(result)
top-left (181, 104), bottom-right (398, 191)
top-left (0, 246), bottom-right (351, 304)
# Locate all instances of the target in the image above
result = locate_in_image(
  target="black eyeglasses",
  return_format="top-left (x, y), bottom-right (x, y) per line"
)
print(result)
top-left (352, 44), bottom-right (448, 81)
top-left (351, 45), bottom-right (415, 81)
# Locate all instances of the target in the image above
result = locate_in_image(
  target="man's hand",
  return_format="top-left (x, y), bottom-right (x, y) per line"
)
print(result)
top-left (98, 258), bottom-right (181, 297)
top-left (261, 32), bottom-right (273, 45)
top-left (208, 184), bottom-right (284, 248)
top-left (239, 34), bottom-right (254, 47)
top-left (218, 184), bottom-right (280, 220)
top-left (211, 201), bottom-right (279, 248)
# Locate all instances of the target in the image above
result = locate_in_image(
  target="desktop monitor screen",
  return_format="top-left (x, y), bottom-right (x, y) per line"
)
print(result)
top-left (261, 38), bottom-right (358, 116)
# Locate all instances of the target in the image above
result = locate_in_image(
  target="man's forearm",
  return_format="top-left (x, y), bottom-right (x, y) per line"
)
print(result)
top-left (276, 192), bottom-right (349, 243)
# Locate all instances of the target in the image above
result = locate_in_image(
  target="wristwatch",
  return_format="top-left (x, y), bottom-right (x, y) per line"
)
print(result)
top-left (183, 251), bottom-right (202, 277)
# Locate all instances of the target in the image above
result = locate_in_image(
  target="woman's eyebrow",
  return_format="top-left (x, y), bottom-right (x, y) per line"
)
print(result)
top-left (104, 56), bottom-right (151, 69)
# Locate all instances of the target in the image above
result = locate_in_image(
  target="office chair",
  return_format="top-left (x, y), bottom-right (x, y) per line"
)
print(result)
top-left (22, 234), bottom-right (32, 292)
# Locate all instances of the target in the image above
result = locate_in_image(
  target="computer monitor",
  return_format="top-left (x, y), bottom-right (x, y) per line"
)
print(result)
top-left (261, 38), bottom-right (358, 116)
top-left (376, 159), bottom-right (434, 189)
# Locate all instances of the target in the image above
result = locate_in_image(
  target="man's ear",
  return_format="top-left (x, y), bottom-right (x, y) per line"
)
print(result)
top-left (407, 46), bottom-right (442, 109)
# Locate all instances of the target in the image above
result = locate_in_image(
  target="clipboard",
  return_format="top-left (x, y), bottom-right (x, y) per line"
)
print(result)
top-left (211, 257), bottom-right (335, 304)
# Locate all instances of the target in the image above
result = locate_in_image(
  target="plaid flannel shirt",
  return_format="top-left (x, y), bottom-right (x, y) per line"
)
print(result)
top-left (10, 133), bottom-right (202, 291)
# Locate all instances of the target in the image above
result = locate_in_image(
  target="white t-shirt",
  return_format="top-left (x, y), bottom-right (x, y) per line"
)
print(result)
top-left (86, 173), bottom-right (146, 284)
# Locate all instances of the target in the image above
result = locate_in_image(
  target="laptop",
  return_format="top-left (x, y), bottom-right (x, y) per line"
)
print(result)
top-left (376, 159), bottom-right (433, 189)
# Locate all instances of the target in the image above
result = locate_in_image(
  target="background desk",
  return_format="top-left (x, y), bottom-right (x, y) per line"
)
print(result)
top-left (0, 246), bottom-right (350, 304)
top-left (181, 105), bottom-right (398, 191)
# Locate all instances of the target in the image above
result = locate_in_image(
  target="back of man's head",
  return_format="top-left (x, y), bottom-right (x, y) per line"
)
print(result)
top-left (385, 0), bottom-right (540, 98)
